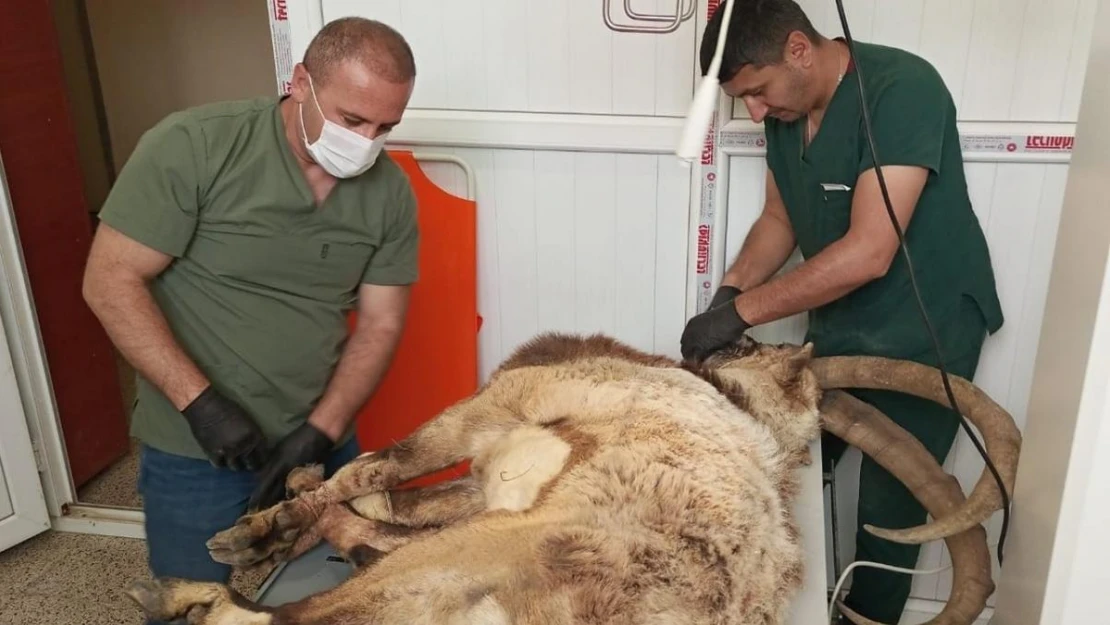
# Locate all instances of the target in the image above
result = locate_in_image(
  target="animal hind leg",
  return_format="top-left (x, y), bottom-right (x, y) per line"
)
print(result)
top-left (207, 393), bottom-right (516, 565)
top-left (126, 573), bottom-right (503, 625)
top-left (266, 531), bottom-right (528, 625)
top-left (125, 575), bottom-right (393, 625)
top-left (134, 532), bottom-right (520, 625)
top-left (125, 578), bottom-right (275, 625)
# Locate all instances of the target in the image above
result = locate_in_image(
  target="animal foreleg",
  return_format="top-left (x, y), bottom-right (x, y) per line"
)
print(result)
top-left (207, 464), bottom-right (331, 570)
top-left (325, 476), bottom-right (489, 566)
top-left (209, 470), bottom-right (488, 572)
top-left (349, 475), bottom-right (487, 527)
top-left (328, 477), bottom-right (490, 566)
top-left (208, 394), bottom-right (514, 565)
top-left (211, 472), bottom-right (488, 568)
top-left (313, 505), bottom-right (444, 567)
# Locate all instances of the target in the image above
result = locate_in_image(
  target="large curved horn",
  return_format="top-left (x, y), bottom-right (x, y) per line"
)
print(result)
top-left (810, 356), bottom-right (1020, 544)
top-left (821, 390), bottom-right (993, 625)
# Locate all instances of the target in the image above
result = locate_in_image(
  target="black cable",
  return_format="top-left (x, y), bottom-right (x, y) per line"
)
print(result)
top-left (833, 0), bottom-right (1010, 566)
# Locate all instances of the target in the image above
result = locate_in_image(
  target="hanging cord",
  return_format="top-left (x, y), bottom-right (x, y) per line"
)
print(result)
top-left (833, 0), bottom-right (1011, 566)
top-left (827, 541), bottom-right (1002, 624)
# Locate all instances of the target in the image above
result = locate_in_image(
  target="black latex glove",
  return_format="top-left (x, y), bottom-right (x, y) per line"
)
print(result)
top-left (708, 285), bottom-right (742, 310)
top-left (247, 422), bottom-right (335, 512)
top-left (680, 297), bottom-right (752, 362)
top-left (181, 385), bottom-right (269, 471)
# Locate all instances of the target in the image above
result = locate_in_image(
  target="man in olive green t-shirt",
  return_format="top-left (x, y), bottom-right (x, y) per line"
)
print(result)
top-left (680, 2), bottom-right (1004, 623)
top-left (82, 17), bottom-right (419, 609)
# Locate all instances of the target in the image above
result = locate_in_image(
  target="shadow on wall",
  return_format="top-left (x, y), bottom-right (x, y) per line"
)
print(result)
top-left (53, 0), bottom-right (278, 215)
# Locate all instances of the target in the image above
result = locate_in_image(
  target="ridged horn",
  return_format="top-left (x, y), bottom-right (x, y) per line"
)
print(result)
top-left (811, 355), bottom-right (1020, 544)
top-left (821, 390), bottom-right (994, 625)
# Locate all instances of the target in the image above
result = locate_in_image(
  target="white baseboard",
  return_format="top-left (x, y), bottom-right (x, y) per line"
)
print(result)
top-left (50, 505), bottom-right (145, 540)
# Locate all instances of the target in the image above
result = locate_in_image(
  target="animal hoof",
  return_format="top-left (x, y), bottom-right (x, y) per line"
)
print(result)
top-left (124, 579), bottom-right (166, 615)
top-left (286, 464), bottom-right (325, 495)
top-left (124, 578), bottom-right (219, 622)
top-left (207, 508), bottom-right (275, 551)
top-left (206, 500), bottom-right (312, 566)
top-left (123, 578), bottom-right (259, 625)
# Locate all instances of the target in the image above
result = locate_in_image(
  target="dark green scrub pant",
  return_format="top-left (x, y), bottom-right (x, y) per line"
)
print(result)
top-left (820, 333), bottom-right (987, 623)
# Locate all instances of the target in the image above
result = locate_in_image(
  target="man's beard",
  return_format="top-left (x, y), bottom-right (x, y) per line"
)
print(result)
top-left (780, 66), bottom-right (812, 119)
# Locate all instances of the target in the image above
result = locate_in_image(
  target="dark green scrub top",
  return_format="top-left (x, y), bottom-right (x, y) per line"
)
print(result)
top-left (764, 41), bottom-right (1003, 363)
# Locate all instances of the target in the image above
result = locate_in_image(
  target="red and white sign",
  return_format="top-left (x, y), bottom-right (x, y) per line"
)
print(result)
top-left (692, 0), bottom-right (724, 314)
top-left (696, 224), bottom-right (712, 274)
top-left (958, 134), bottom-right (1075, 155)
top-left (268, 0), bottom-right (294, 95)
top-left (1025, 135), bottom-right (1074, 151)
top-left (717, 129), bottom-right (1076, 157)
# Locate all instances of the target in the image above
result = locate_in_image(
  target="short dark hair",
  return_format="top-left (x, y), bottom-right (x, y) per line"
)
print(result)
top-left (699, 0), bottom-right (822, 82)
top-left (303, 17), bottom-right (416, 85)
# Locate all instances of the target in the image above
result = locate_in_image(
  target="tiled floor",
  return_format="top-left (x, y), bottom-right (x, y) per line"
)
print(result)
top-left (0, 529), bottom-right (270, 625)
top-left (77, 437), bottom-right (143, 509)
top-left (75, 348), bottom-right (143, 510)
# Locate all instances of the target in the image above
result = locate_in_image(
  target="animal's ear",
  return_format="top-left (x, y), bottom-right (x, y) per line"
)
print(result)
top-left (778, 343), bottom-right (814, 382)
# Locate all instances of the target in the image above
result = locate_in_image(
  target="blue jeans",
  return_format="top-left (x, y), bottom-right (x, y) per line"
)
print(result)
top-left (136, 438), bottom-right (361, 623)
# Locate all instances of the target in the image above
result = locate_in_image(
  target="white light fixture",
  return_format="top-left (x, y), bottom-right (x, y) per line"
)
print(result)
top-left (675, 0), bottom-right (736, 165)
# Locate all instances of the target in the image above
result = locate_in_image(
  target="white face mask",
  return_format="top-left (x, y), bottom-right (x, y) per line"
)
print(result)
top-left (298, 74), bottom-right (388, 178)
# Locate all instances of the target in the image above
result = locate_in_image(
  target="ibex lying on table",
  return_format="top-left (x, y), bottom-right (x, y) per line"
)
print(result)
top-left (125, 332), bottom-right (1020, 625)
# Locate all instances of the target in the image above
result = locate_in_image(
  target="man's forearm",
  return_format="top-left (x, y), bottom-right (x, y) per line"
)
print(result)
top-left (734, 232), bottom-right (886, 326)
top-left (307, 320), bottom-right (405, 441)
top-left (85, 275), bottom-right (210, 410)
top-left (721, 213), bottom-right (797, 292)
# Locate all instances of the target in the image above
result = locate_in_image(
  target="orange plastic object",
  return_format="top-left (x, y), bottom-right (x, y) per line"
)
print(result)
top-left (348, 150), bottom-right (479, 489)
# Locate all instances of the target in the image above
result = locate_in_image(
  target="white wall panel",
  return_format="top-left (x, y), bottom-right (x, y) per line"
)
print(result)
top-left (915, 0), bottom-right (976, 117)
top-left (321, 0), bottom-right (696, 116)
top-left (733, 0), bottom-right (1096, 123)
top-left (1011, 0), bottom-right (1082, 121)
top-left (723, 155), bottom-right (1068, 607)
top-left (1061, 0), bottom-right (1101, 121)
top-left (403, 148), bottom-right (691, 383)
top-left (869, 0), bottom-right (926, 50)
top-left (534, 153), bottom-right (580, 335)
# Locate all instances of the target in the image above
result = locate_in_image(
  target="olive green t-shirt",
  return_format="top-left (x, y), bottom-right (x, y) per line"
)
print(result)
top-left (764, 41), bottom-right (1003, 363)
top-left (97, 96), bottom-right (419, 459)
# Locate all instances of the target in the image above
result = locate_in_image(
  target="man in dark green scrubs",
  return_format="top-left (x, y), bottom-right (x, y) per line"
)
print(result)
top-left (82, 17), bottom-right (419, 625)
top-left (679, 1), bottom-right (1004, 622)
